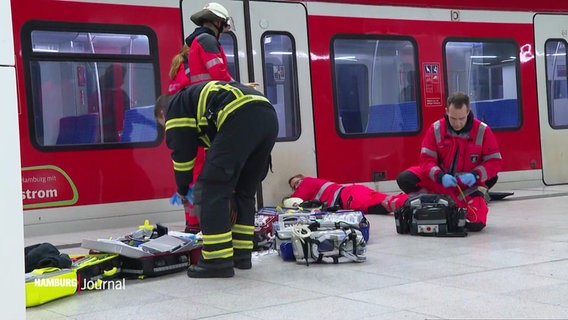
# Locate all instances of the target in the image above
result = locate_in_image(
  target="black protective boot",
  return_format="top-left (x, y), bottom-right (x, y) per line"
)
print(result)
top-left (233, 252), bottom-right (252, 270)
top-left (466, 222), bottom-right (486, 232)
top-left (233, 259), bottom-right (252, 270)
top-left (187, 264), bottom-right (234, 278)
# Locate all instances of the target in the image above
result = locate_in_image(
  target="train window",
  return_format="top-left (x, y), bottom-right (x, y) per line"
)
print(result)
top-left (219, 32), bottom-right (239, 81)
top-left (30, 31), bottom-right (150, 55)
top-left (261, 33), bottom-right (300, 141)
top-left (22, 22), bottom-right (161, 149)
top-left (331, 37), bottom-right (420, 136)
top-left (545, 39), bottom-right (568, 128)
top-left (445, 40), bottom-right (521, 130)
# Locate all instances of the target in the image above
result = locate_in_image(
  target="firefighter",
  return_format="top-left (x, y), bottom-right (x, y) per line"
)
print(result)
top-left (396, 92), bottom-right (502, 231)
top-left (155, 81), bottom-right (278, 278)
top-left (288, 174), bottom-right (408, 214)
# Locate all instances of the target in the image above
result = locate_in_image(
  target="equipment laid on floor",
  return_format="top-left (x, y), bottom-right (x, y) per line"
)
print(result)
top-left (72, 253), bottom-right (121, 288)
top-left (25, 221), bottom-right (202, 307)
top-left (254, 207), bottom-right (284, 250)
top-left (25, 267), bottom-right (77, 307)
top-left (271, 208), bottom-right (370, 263)
top-left (25, 253), bottom-right (122, 307)
top-left (290, 221), bottom-right (367, 265)
top-left (82, 223), bottom-right (202, 279)
top-left (394, 193), bottom-right (467, 237)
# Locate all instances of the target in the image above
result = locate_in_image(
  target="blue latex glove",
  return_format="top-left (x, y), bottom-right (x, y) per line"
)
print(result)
top-left (459, 173), bottom-right (477, 187)
top-left (169, 193), bottom-right (183, 206)
top-left (441, 174), bottom-right (457, 188)
top-left (169, 187), bottom-right (194, 206)
top-left (186, 187), bottom-right (194, 204)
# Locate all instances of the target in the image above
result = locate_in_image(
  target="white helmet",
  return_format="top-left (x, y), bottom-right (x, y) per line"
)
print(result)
top-left (191, 2), bottom-right (230, 26)
top-left (283, 197), bottom-right (303, 208)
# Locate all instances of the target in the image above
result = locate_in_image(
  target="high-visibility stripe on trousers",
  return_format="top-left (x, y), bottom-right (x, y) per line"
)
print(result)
top-left (232, 223), bottom-right (254, 260)
top-left (202, 231), bottom-right (233, 261)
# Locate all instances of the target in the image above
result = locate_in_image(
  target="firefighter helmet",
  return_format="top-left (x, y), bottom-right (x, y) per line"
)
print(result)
top-left (190, 2), bottom-right (230, 26)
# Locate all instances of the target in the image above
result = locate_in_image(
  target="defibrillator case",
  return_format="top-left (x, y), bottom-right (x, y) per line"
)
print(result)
top-left (394, 193), bottom-right (467, 237)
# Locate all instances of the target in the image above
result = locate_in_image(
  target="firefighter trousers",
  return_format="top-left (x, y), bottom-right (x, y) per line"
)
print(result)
top-left (193, 103), bottom-right (278, 269)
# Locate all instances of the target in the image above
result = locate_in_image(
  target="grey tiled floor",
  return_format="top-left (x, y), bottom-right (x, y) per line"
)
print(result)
top-left (25, 186), bottom-right (568, 319)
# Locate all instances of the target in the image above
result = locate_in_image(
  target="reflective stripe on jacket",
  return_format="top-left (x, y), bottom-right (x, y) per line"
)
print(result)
top-left (165, 81), bottom-right (271, 194)
top-left (419, 115), bottom-right (502, 185)
top-left (189, 33), bottom-right (232, 85)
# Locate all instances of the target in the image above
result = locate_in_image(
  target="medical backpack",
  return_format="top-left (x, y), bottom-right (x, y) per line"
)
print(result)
top-left (290, 221), bottom-right (367, 265)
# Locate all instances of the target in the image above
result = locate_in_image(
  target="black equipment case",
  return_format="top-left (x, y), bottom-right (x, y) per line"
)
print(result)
top-left (394, 194), bottom-right (467, 237)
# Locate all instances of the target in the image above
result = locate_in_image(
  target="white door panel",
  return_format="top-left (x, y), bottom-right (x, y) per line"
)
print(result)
top-left (181, 0), bottom-right (317, 205)
top-left (181, 0), bottom-right (250, 82)
top-left (534, 14), bottom-right (568, 185)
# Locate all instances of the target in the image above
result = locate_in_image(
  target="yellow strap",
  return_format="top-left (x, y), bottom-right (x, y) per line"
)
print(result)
top-left (217, 95), bottom-right (270, 128)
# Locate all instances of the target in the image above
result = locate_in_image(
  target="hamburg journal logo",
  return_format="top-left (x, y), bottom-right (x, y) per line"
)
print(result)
top-left (33, 275), bottom-right (126, 293)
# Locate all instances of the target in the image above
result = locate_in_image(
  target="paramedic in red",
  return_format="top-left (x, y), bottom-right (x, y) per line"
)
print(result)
top-left (185, 2), bottom-right (233, 85)
top-left (165, 44), bottom-right (206, 233)
top-left (289, 174), bottom-right (408, 214)
top-left (166, 2), bottom-right (232, 232)
top-left (155, 81), bottom-right (278, 278)
top-left (167, 44), bottom-right (191, 95)
top-left (396, 92), bottom-right (502, 231)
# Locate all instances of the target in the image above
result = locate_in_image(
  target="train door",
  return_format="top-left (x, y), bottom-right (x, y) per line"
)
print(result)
top-left (534, 14), bottom-right (568, 185)
top-left (181, 0), bottom-right (316, 205)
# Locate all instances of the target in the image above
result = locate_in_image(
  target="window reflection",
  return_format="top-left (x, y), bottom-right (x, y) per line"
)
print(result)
top-left (219, 32), bottom-right (239, 81)
top-left (262, 33), bottom-right (300, 140)
top-left (332, 37), bottom-right (420, 135)
top-left (445, 41), bottom-right (520, 130)
top-left (545, 40), bottom-right (568, 128)
top-left (26, 27), bottom-right (159, 147)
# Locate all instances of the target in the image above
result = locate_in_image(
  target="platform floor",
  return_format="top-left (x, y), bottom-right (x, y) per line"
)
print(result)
top-left (25, 185), bottom-right (568, 320)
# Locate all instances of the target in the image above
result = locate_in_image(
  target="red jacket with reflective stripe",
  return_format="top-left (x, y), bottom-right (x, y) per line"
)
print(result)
top-left (188, 33), bottom-right (232, 85)
top-left (291, 177), bottom-right (399, 213)
top-left (291, 177), bottom-right (342, 207)
top-left (419, 115), bottom-right (502, 185)
top-left (167, 63), bottom-right (191, 94)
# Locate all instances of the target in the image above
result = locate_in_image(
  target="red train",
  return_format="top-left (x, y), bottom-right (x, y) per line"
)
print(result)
top-left (9, 0), bottom-right (568, 234)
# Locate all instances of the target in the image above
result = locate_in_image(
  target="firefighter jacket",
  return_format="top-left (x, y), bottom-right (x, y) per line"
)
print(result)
top-left (185, 27), bottom-right (232, 85)
top-left (419, 112), bottom-right (502, 186)
top-left (165, 81), bottom-right (271, 196)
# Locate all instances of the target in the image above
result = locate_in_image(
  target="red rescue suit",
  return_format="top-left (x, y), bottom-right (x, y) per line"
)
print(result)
top-left (167, 62), bottom-right (190, 95)
top-left (166, 58), bottom-right (205, 232)
top-left (407, 114), bottom-right (502, 224)
top-left (291, 177), bottom-right (407, 214)
top-left (170, 26), bottom-right (233, 231)
top-left (185, 27), bottom-right (232, 85)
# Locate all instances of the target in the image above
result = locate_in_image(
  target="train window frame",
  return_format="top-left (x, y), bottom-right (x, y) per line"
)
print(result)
top-left (330, 34), bottom-right (422, 138)
top-left (21, 20), bottom-right (162, 151)
top-left (219, 31), bottom-right (240, 82)
top-left (443, 37), bottom-right (523, 132)
top-left (544, 38), bottom-right (568, 129)
top-left (260, 31), bottom-right (301, 142)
